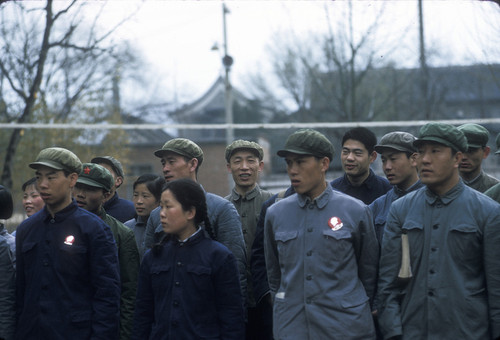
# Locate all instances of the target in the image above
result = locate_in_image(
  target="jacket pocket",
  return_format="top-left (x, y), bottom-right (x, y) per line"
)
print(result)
top-left (186, 264), bottom-right (213, 295)
top-left (448, 224), bottom-right (480, 263)
top-left (150, 264), bottom-right (171, 291)
top-left (57, 244), bottom-right (88, 277)
top-left (274, 231), bottom-right (299, 263)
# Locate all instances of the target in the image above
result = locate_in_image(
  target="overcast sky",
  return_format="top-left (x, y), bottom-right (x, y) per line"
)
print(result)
top-left (89, 0), bottom-right (500, 110)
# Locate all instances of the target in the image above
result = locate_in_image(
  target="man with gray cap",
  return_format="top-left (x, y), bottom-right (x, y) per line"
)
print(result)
top-left (369, 132), bottom-right (423, 245)
top-left (377, 123), bottom-right (500, 340)
top-left (225, 140), bottom-right (273, 340)
top-left (143, 138), bottom-right (247, 302)
top-left (73, 163), bottom-right (139, 340)
top-left (91, 155), bottom-right (135, 223)
top-left (15, 147), bottom-right (121, 339)
top-left (457, 123), bottom-right (499, 193)
top-left (264, 129), bottom-right (379, 339)
top-left (485, 132), bottom-right (500, 203)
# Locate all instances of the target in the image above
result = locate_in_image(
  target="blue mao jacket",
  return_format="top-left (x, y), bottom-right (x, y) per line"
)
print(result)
top-left (369, 180), bottom-right (424, 245)
top-left (15, 200), bottom-right (121, 340)
top-left (331, 168), bottom-right (392, 205)
top-left (143, 190), bottom-right (247, 303)
top-left (104, 192), bottom-right (136, 223)
top-left (133, 230), bottom-right (244, 340)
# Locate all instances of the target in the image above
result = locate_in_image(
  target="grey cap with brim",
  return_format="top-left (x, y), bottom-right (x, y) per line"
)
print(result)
top-left (277, 129), bottom-right (334, 161)
top-left (374, 131), bottom-right (417, 154)
top-left (29, 147), bottom-right (82, 174)
top-left (154, 138), bottom-right (204, 166)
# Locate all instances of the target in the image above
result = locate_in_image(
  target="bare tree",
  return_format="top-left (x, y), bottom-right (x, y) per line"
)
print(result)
top-left (246, 2), bottom-right (411, 124)
top-left (0, 1), bottom-right (138, 189)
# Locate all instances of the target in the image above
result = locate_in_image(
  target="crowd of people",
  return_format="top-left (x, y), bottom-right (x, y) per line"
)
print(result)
top-left (0, 122), bottom-right (500, 340)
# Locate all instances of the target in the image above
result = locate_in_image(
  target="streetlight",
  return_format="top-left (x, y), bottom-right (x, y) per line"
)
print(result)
top-left (221, 2), bottom-right (234, 145)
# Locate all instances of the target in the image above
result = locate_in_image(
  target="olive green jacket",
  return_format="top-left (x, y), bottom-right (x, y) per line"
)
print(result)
top-left (98, 207), bottom-right (140, 340)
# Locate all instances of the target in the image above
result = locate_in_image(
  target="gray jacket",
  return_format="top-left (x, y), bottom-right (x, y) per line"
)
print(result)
top-left (378, 181), bottom-right (500, 339)
top-left (226, 184), bottom-right (273, 307)
top-left (264, 185), bottom-right (378, 339)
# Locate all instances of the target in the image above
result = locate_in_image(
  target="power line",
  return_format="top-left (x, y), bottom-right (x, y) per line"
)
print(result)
top-left (1, 118), bottom-right (500, 130)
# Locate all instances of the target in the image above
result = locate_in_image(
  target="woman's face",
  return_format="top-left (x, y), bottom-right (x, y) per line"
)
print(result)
top-left (159, 189), bottom-right (196, 240)
top-left (133, 183), bottom-right (159, 218)
top-left (23, 184), bottom-right (45, 217)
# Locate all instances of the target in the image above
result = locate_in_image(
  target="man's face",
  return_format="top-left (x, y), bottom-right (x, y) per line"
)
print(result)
top-left (227, 150), bottom-right (263, 191)
top-left (285, 153), bottom-right (328, 200)
top-left (35, 165), bottom-right (77, 214)
top-left (381, 150), bottom-right (417, 189)
top-left (341, 139), bottom-right (376, 179)
top-left (160, 151), bottom-right (195, 182)
top-left (459, 146), bottom-right (489, 177)
top-left (73, 183), bottom-right (107, 214)
top-left (416, 142), bottom-right (462, 193)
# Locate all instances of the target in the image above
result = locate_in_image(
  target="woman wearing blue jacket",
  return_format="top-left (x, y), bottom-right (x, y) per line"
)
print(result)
top-left (132, 178), bottom-right (244, 340)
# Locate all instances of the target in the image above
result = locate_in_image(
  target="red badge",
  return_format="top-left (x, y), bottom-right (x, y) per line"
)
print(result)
top-left (83, 166), bottom-right (91, 174)
top-left (328, 217), bottom-right (343, 231)
top-left (64, 235), bottom-right (75, 245)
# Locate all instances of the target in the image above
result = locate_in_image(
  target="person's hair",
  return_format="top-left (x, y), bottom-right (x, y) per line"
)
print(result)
top-left (0, 185), bottom-right (14, 220)
top-left (133, 174), bottom-right (165, 202)
top-left (342, 127), bottom-right (377, 154)
top-left (152, 178), bottom-right (214, 255)
top-left (22, 177), bottom-right (37, 191)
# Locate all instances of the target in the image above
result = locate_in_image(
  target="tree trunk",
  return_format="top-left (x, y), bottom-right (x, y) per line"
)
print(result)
top-left (0, 0), bottom-right (54, 189)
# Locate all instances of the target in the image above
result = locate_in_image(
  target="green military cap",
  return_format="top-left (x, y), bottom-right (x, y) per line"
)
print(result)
top-left (374, 131), bottom-right (417, 154)
top-left (29, 147), bottom-right (82, 174)
top-left (495, 132), bottom-right (500, 155)
top-left (225, 140), bottom-right (264, 162)
top-left (154, 138), bottom-right (204, 166)
top-left (90, 155), bottom-right (124, 178)
top-left (277, 129), bottom-right (334, 161)
top-left (77, 163), bottom-right (113, 192)
top-left (413, 122), bottom-right (468, 153)
top-left (457, 123), bottom-right (490, 149)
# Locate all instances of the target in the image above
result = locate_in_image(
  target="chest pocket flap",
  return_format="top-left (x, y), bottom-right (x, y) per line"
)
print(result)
top-left (275, 231), bottom-right (298, 243)
top-left (150, 264), bottom-right (171, 275)
top-left (323, 228), bottom-right (351, 241)
top-left (402, 221), bottom-right (423, 233)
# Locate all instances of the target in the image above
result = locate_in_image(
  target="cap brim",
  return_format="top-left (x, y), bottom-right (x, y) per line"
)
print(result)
top-left (277, 148), bottom-right (314, 157)
top-left (76, 178), bottom-right (108, 190)
top-left (414, 137), bottom-right (455, 150)
top-left (29, 161), bottom-right (64, 171)
top-left (374, 144), bottom-right (414, 154)
top-left (154, 148), bottom-right (190, 159)
top-left (466, 143), bottom-right (483, 149)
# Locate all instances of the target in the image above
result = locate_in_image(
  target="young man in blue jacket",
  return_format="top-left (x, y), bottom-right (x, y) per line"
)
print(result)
top-left (16, 147), bottom-right (120, 340)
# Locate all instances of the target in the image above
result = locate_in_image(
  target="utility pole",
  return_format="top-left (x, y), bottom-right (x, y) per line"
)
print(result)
top-left (418, 0), bottom-right (430, 120)
top-left (222, 2), bottom-right (234, 145)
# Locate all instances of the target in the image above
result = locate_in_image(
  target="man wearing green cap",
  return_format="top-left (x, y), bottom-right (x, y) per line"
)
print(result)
top-left (457, 123), bottom-right (498, 193)
top-left (143, 138), bottom-right (247, 302)
top-left (225, 139), bottom-right (273, 340)
top-left (73, 163), bottom-right (140, 340)
top-left (15, 147), bottom-right (121, 339)
top-left (265, 129), bottom-right (379, 339)
top-left (369, 131), bottom-right (423, 245)
top-left (377, 123), bottom-right (500, 340)
top-left (91, 155), bottom-right (135, 223)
